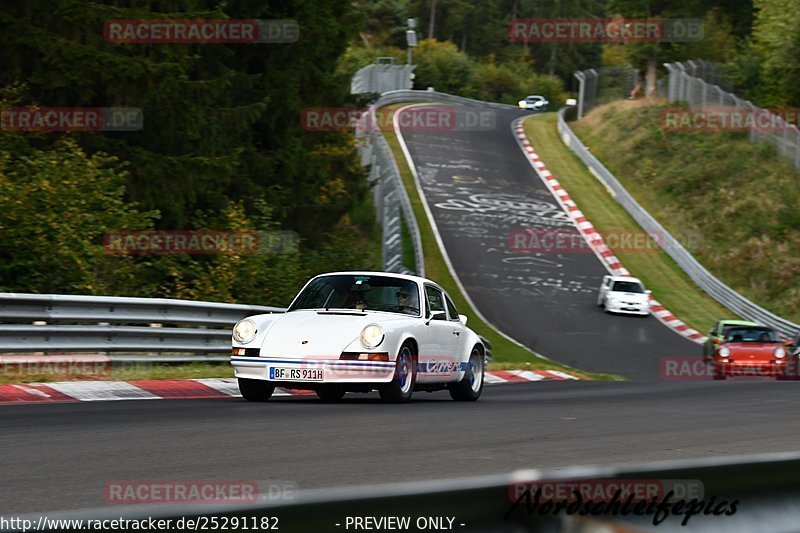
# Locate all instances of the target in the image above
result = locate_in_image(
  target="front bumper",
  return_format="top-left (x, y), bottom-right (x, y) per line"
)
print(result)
top-left (606, 301), bottom-right (650, 315)
top-left (714, 359), bottom-right (790, 377)
top-left (231, 356), bottom-right (396, 384)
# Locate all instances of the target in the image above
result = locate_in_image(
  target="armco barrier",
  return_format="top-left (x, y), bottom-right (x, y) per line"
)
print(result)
top-left (557, 106), bottom-right (800, 339)
top-left (0, 293), bottom-right (283, 354)
top-left (0, 292), bottom-right (491, 359)
top-left (357, 90), bottom-right (520, 276)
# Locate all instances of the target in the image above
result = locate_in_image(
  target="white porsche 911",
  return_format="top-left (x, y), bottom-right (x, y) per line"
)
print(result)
top-left (231, 272), bottom-right (486, 403)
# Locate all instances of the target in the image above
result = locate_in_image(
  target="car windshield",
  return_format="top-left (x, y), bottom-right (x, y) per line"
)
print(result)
top-left (611, 281), bottom-right (645, 293)
top-left (288, 275), bottom-right (420, 316)
top-left (720, 324), bottom-right (756, 337)
top-left (724, 327), bottom-right (779, 343)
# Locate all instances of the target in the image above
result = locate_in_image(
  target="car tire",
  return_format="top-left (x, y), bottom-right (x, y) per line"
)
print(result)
top-left (449, 346), bottom-right (484, 402)
top-left (316, 385), bottom-right (346, 402)
top-left (238, 378), bottom-right (275, 402)
top-left (379, 343), bottom-right (416, 403)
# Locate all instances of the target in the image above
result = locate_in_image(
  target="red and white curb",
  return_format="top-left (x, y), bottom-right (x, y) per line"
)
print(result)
top-left (512, 118), bottom-right (705, 344)
top-left (0, 371), bottom-right (579, 405)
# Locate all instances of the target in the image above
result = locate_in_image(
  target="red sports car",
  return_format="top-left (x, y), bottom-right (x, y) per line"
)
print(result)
top-left (712, 325), bottom-right (792, 380)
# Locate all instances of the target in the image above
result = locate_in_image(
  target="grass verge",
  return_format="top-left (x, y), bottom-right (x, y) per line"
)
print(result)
top-left (380, 103), bottom-right (618, 379)
top-left (523, 109), bottom-right (733, 335)
top-left (570, 100), bottom-right (800, 324)
top-left (0, 362), bottom-right (233, 385)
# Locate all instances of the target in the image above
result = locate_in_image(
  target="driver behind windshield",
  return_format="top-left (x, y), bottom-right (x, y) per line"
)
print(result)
top-left (724, 327), bottom-right (779, 343)
top-left (396, 287), bottom-right (420, 315)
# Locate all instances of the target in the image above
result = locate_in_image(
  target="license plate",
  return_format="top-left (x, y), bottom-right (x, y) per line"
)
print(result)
top-left (269, 366), bottom-right (323, 381)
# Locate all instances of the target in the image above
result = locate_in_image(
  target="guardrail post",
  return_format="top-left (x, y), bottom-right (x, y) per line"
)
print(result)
top-left (575, 71), bottom-right (586, 120)
top-left (795, 128), bottom-right (800, 169)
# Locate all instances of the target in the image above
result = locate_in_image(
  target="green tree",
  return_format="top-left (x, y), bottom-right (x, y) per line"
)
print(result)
top-left (411, 38), bottom-right (473, 91)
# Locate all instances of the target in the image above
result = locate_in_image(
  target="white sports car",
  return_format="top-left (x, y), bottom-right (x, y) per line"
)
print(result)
top-left (231, 272), bottom-right (486, 403)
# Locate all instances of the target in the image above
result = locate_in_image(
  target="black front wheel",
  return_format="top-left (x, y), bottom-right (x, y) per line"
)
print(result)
top-left (238, 378), bottom-right (276, 402)
top-left (379, 344), bottom-right (416, 403)
top-left (315, 385), bottom-right (346, 402)
top-left (449, 347), bottom-right (485, 401)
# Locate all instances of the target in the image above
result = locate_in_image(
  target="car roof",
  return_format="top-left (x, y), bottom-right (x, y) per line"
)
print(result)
top-left (313, 271), bottom-right (432, 287)
top-left (608, 276), bottom-right (643, 284)
top-left (727, 324), bottom-right (773, 331)
top-left (720, 319), bottom-right (760, 326)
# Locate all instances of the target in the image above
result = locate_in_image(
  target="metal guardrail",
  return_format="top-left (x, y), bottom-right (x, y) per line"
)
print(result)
top-left (351, 62), bottom-right (416, 94)
top-left (0, 293), bottom-right (283, 327)
top-left (18, 451), bottom-right (800, 532)
top-left (0, 292), bottom-right (491, 359)
top-left (0, 293), bottom-right (283, 353)
top-left (557, 106), bottom-right (800, 339)
top-left (358, 120), bottom-right (423, 276)
top-left (356, 89), bottom-right (523, 276)
top-left (373, 89), bottom-right (523, 110)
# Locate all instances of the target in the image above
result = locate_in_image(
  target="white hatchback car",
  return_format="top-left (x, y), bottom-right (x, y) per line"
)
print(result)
top-left (597, 275), bottom-right (651, 316)
top-left (518, 95), bottom-right (549, 111)
top-left (231, 272), bottom-right (486, 403)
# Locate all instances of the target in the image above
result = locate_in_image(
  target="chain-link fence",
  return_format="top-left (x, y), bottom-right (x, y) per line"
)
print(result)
top-left (664, 60), bottom-right (800, 170)
top-left (574, 65), bottom-right (638, 119)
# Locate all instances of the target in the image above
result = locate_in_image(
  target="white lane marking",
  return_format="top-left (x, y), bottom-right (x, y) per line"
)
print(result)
top-left (511, 370), bottom-right (545, 381)
top-left (484, 373), bottom-right (508, 383)
top-left (12, 385), bottom-right (51, 398)
top-left (192, 378), bottom-right (291, 397)
top-left (546, 370), bottom-right (580, 380)
top-left (192, 378), bottom-right (242, 397)
top-left (44, 381), bottom-right (159, 402)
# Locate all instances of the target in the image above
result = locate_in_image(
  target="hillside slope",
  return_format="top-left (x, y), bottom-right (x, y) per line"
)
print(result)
top-left (572, 100), bottom-right (800, 323)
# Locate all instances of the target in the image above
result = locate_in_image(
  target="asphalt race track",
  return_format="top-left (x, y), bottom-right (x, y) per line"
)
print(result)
top-left (3, 381), bottom-right (800, 515)
top-left (395, 103), bottom-right (698, 379)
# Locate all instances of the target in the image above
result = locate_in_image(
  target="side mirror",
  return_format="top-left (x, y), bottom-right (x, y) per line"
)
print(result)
top-left (786, 340), bottom-right (795, 348)
top-left (426, 311), bottom-right (446, 325)
top-left (645, 290), bottom-right (652, 295)
top-left (459, 314), bottom-right (468, 325)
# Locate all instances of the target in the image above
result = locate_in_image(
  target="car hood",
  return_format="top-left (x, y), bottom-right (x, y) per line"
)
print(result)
top-left (258, 310), bottom-right (406, 358)
top-left (609, 292), bottom-right (649, 302)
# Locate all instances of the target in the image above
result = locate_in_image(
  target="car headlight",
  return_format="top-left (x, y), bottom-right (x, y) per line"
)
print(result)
top-left (233, 319), bottom-right (257, 344)
top-left (518, 100), bottom-right (526, 108)
top-left (719, 346), bottom-right (731, 358)
top-left (360, 324), bottom-right (384, 349)
top-left (774, 346), bottom-right (786, 358)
